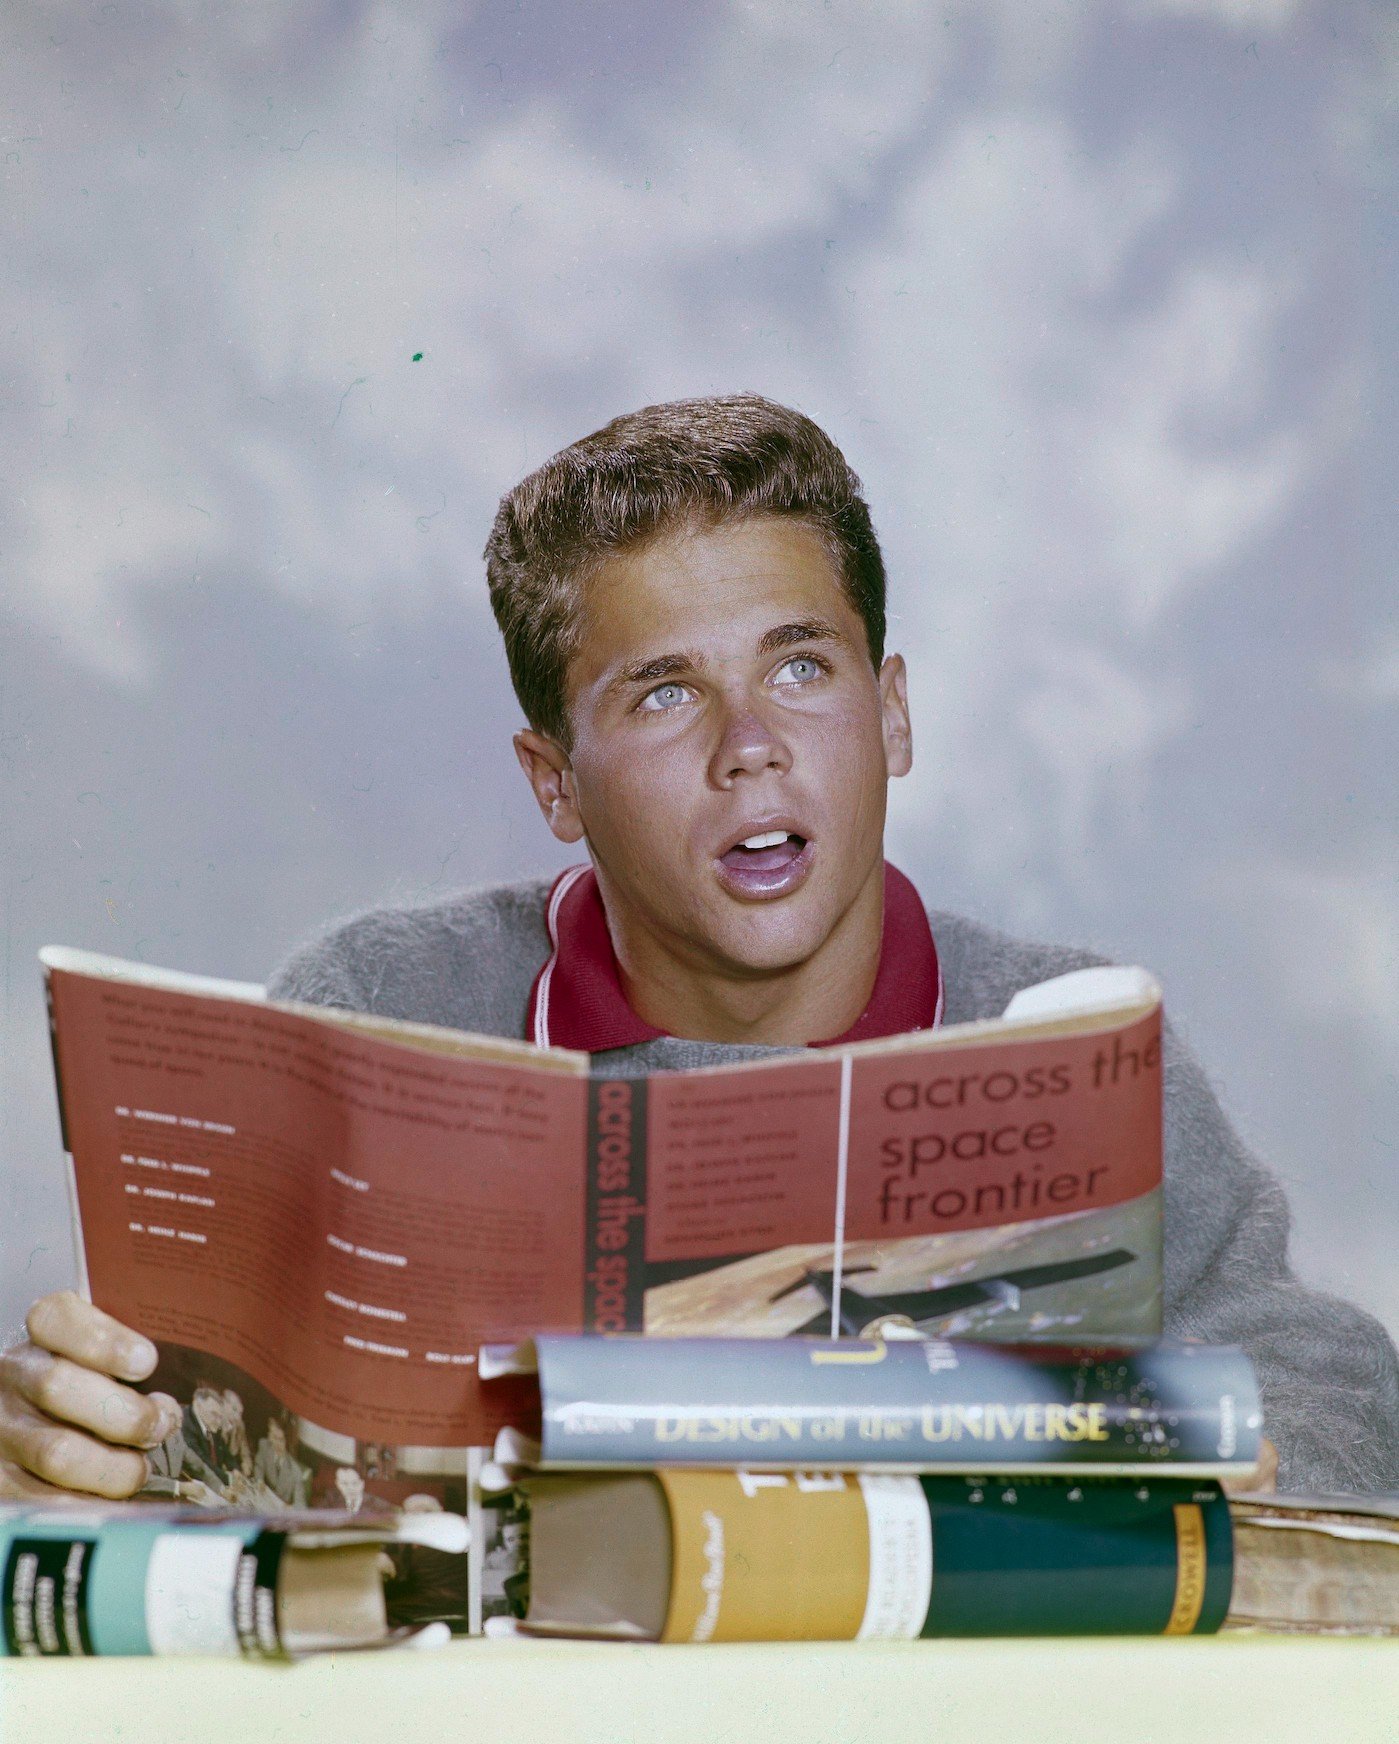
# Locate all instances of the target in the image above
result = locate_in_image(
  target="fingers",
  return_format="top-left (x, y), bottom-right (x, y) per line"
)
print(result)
top-left (0, 1297), bottom-right (173, 1499)
top-left (0, 1391), bottom-right (150, 1498)
top-left (0, 1456), bottom-right (76, 1502)
top-left (1221, 1435), bottom-right (1280, 1497)
top-left (25, 1292), bottom-right (158, 1382)
top-left (147, 1391), bottom-right (181, 1426)
top-left (3, 1344), bottom-right (177, 1450)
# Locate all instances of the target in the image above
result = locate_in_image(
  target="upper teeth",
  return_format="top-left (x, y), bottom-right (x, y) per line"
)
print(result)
top-left (742, 830), bottom-right (791, 849)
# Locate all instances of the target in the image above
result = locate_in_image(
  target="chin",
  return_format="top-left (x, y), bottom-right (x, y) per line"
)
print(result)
top-left (702, 896), bottom-right (838, 977)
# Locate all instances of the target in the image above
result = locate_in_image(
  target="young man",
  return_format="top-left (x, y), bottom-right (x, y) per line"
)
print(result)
top-left (2, 395), bottom-right (1396, 1497)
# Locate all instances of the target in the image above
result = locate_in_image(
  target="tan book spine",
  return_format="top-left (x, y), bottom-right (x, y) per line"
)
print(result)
top-left (659, 1470), bottom-right (932, 1643)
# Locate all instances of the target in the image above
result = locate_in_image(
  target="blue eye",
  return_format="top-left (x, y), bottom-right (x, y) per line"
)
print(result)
top-left (775, 656), bottom-right (825, 685)
top-left (640, 682), bottom-right (690, 711)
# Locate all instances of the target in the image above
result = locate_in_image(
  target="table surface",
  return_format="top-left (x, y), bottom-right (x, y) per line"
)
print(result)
top-left (2, 1634), bottom-right (1396, 1744)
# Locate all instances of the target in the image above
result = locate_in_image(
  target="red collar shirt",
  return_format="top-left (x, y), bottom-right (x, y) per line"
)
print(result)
top-left (527, 861), bottom-right (943, 1053)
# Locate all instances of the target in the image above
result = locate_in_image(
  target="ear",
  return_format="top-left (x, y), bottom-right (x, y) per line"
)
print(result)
top-left (878, 653), bottom-right (913, 779)
top-left (514, 729), bottom-right (586, 844)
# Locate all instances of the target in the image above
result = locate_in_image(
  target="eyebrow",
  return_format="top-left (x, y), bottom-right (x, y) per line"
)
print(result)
top-left (605, 618), bottom-right (847, 697)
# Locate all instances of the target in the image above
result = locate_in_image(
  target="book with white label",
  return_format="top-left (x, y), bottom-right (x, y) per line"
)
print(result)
top-left (0, 1502), bottom-right (469, 1658)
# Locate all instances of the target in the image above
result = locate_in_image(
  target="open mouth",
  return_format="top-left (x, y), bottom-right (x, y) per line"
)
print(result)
top-left (719, 829), bottom-right (808, 875)
top-left (714, 827), bottom-right (815, 899)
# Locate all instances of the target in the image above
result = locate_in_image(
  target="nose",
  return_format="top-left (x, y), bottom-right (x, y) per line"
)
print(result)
top-left (707, 699), bottom-right (793, 788)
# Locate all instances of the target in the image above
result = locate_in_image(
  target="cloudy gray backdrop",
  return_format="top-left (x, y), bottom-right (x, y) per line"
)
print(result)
top-left (3, 0), bottom-right (1395, 1349)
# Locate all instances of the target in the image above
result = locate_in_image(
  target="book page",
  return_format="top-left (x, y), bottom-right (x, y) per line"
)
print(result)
top-left (636, 1008), bottom-right (1163, 1342)
top-left (644, 1057), bottom-right (845, 1263)
top-left (48, 967), bottom-right (588, 1450)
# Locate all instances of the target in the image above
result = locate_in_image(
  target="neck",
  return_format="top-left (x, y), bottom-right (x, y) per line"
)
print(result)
top-left (608, 862), bottom-right (885, 1045)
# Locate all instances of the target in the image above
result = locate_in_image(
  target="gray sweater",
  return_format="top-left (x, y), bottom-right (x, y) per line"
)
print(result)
top-left (268, 877), bottom-right (1399, 1493)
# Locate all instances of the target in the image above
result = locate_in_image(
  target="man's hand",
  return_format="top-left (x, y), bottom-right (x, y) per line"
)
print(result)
top-left (0, 1292), bottom-right (180, 1499)
top-left (1221, 1435), bottom-right (1280, 1497)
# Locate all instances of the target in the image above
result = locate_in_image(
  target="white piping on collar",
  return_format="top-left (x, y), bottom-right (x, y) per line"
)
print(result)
top-left (532, 864), bottom-right (590, 1049)
top-left (532, 864), bottom-right (945, 1047)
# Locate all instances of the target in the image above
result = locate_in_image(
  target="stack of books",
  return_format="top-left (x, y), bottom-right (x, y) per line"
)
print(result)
top-left (3, 1333), bottom-right (1395, 1656)
top-left (476, 1333), bottom-right (1398, 1643)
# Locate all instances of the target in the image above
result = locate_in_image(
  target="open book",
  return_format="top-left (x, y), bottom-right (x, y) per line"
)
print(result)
top-left (1224, 1494), bottom-right (1399, 1636)
top-left (40, 945), bottom-right (1164, 1622)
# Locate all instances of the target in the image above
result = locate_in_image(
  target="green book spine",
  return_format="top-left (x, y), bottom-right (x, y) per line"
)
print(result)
top-left (919, 1476), bottom-right (1232, 1635)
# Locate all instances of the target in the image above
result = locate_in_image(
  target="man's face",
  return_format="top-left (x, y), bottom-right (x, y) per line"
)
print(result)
top-left (517, 517), bottom-right (911, 992)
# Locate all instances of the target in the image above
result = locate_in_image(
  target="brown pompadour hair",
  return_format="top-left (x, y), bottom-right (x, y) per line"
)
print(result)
top-left (483, 393), bottom-right (887, 749)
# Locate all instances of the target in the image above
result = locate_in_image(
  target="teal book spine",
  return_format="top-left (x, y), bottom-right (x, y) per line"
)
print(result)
top-left (1, 1511), bottom-right (280, 1657)
top-left (917, 1476), bottom-right (1233, 1635)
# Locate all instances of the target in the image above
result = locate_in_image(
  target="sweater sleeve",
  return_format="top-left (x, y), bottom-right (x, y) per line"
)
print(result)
top-left (1160, 1017), bottom-right (1399, 1493)
top-left (265, 927), bottom-right (369, 1011)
